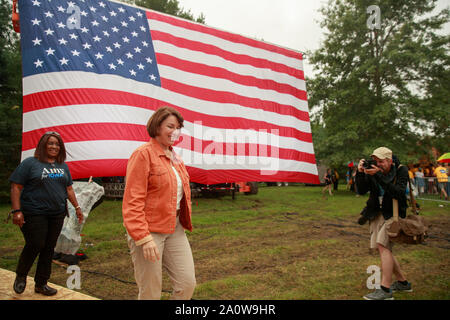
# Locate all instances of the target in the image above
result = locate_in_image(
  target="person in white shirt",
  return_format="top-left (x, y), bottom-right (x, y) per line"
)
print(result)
top-left (414, 168), bottom-right (425, 195)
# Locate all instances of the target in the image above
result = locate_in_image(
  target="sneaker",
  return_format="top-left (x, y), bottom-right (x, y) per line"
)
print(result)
top-left (391, 281), bottom-right (413, 292)
top-left (363, 288), bottom-right (394, 300)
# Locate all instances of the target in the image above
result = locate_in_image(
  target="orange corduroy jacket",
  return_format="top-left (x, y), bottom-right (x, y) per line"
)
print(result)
top-left (122, 138), bottom-right (192, 246)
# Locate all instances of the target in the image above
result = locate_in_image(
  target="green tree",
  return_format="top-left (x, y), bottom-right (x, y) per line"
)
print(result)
top-left (122, 0), bottom-right (205, 23)
top-left (0, 0), bottom-right (22, 203)
top-left (308, 0), bottom-right (449, 167)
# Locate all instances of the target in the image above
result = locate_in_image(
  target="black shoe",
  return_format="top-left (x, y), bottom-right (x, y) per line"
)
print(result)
top-left (13, 276), bottom-right (27, 294)
top-left (35, 284), bottom-right (58, 296)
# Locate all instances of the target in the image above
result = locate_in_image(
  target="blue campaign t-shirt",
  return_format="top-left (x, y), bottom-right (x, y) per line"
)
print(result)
top-left (9, 157), bottom-right (73, 215)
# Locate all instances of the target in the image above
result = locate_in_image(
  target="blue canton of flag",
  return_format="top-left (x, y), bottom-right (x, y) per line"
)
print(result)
top-left (20, 0), bottom-right (161, 86)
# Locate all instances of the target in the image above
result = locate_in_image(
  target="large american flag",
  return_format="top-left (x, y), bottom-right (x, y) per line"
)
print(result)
top-left (19, 0), bottom-right (319, 184)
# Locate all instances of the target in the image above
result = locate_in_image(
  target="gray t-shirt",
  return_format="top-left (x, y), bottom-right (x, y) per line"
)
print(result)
top-left (9, 157), bottom-right (73, 215)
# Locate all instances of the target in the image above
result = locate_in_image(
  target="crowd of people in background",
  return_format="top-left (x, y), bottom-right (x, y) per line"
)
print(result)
top-left (325, 161), bottom-right (449, 201)
top-left (408, 163), bottom-right (449, 201)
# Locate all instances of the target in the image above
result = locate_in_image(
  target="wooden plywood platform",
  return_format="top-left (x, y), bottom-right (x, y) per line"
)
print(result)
top-left (0, 268), bottom-right (99, 300)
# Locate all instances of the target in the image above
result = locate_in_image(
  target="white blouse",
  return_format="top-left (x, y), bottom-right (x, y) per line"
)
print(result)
top-left (171, 166), bottom-right (184, 210)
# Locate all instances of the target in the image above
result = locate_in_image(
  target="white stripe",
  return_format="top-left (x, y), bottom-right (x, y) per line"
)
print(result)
top-left (23, 105), bottom-right (150, 130)
top-left (148, 19), bottom-right (304, 71)
top-left (153, 40), bottom-right (306, 91)
top-left (21, 140), bottom-right (143, 162)
top-left (22, 105), bottom-right (315, 154)
top-left (21, 140), bottom-right (318, 175)
top-left (23, 72), bottom-right (311, 130)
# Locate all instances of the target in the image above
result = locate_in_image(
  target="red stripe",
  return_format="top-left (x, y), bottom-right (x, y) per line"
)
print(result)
top-left (67, 159), bottom-right (128, 180)
top-left (23, 89), bottom-right (152, 112)
top-left (23, 89), bottom-right (313, 143)
top-left (151, 30), bottom-right (304, 80)
top-left (21, 123), bottom-right (149, 150)
top-left (156, 53), bottom-right (307, 101)
top-left (67, 159), bottom-right (319, 184)
top-left (22, 124), bottom-right (316, 164)
top-left (146, 11), bottom-right (303, 61)
top-left (186, 167), bottom-right (320, 185)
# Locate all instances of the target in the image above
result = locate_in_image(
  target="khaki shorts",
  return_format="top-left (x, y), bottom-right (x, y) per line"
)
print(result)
top-left (369, 213), bottom-right (394, 251)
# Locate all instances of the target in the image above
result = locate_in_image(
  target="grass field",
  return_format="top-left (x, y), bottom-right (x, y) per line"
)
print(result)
top-left (1, 184), bottom-right (449, 300)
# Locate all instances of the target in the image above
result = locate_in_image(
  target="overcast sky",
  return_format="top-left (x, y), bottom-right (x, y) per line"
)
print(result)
top-left (178, 0), bottom-right (450, 78)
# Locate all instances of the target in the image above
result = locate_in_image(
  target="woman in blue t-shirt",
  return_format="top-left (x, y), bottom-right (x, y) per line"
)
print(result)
top-left (9, 132), bottom-right (83, 296)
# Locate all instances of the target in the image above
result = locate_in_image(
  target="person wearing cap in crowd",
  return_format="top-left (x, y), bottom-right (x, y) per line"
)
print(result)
top-left (356, 147), bottom-right (412, 300)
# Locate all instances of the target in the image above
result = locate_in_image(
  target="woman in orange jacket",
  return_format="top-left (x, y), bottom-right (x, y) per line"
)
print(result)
top-left (122, 106), bottom-right (195, 300)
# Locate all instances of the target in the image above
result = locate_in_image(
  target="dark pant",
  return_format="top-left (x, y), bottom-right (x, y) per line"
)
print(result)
top-left (16, 213), bottom-right (65, 286)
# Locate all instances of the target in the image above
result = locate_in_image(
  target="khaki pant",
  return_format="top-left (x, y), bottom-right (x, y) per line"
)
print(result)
top-left (369, 213), bottom-right (394, 251)
top-left (127, 216), bottom-right (196, 300)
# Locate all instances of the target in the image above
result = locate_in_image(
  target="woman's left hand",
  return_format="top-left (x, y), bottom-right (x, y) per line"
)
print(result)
top-left (75, 207), bottom-right (83, 224)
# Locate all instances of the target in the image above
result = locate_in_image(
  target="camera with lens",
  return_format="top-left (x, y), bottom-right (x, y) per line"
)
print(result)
top-left (362, 158), bottom-right (377, 169)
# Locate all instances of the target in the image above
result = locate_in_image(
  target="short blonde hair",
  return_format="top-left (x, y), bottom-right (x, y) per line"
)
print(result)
top-left (146, 106), bottom-right (184, 138)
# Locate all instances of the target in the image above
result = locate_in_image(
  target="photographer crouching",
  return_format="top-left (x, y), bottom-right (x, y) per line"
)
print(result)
top-left (355, 147), bottom-right (412, 300)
